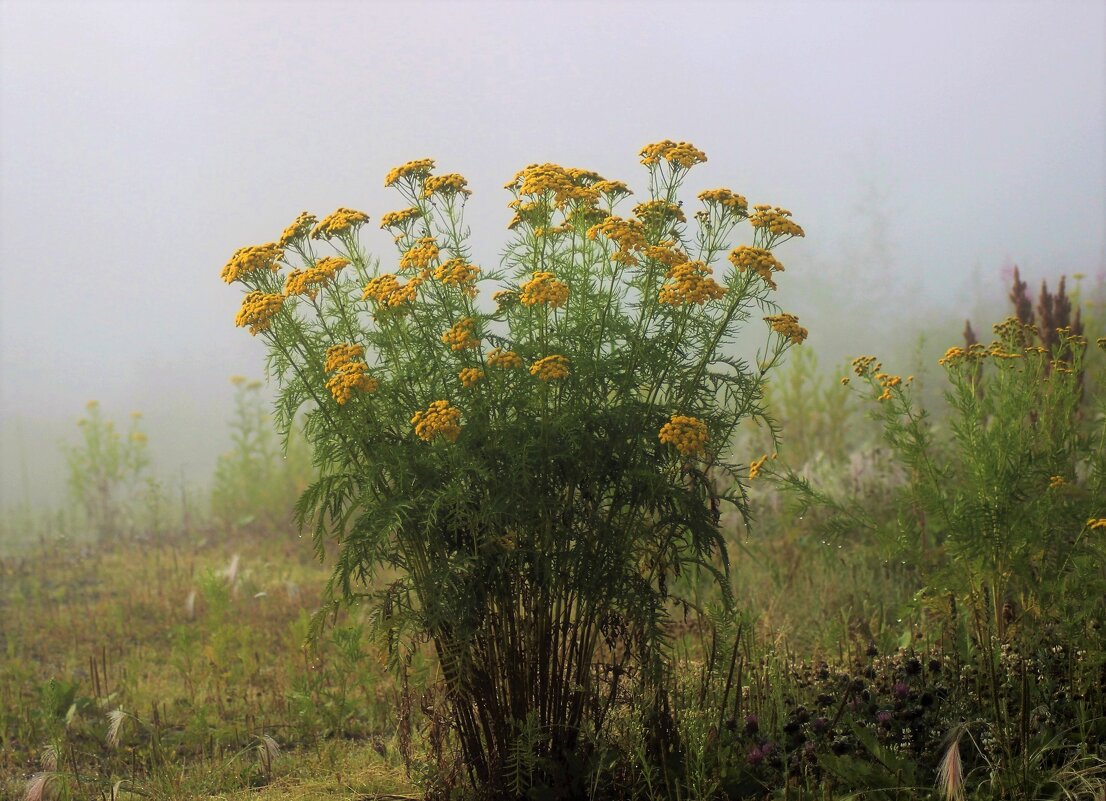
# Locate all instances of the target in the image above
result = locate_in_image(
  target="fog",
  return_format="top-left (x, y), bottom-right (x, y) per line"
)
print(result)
top-left (1, 0), bottom-right (1104, 509)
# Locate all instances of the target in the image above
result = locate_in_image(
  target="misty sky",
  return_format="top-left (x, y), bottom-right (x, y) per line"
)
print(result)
top-left (1, 0), bottom-right (1104, 507)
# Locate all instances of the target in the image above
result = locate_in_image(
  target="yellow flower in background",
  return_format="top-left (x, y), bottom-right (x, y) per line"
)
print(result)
top-left (384, 158), bottom-right (435, 187)
top-left (311, 207), bottom-right (369, 240)
top-left (530, 355), bottom-right (570, 381)
top-left (399, 237), bottom-right (440, 271)
top-left (586, 216), bottom-right (647, 264)
top-left (728, 246), bottom-right (785, 290)
top-left (658, 415), bottom-right (709, 456)
top-left (763, 313), bottom-right (808, 345)
top-left (221, 243), bottom-right (283, 284)
top-left (592, 179), bottom-right (632, 198)
top-left (658, 261), bottom-right (726, 306)
top-left (642, 243), bottom-right (689, 267)
top-left (379, 207), bottom-right (422, 229)
top-left (633, 199), bottom-right (687, 225)
top-left (234, 291), bottom-right (285, 335)
top-left (487, 348), bottom-right (523, 369)
top-left (277, 212), bottom-right (317, 247)
top-left (520, 271), bottom-right (570, 308)
top-left (639, 140), bottom-right (707, 168)
top-left (458, 367), bottom-right (484, 388)
top-left (423, 173), bottom-right (472, 198)
top-left (1087, 518), bottom-right (1106, 530)
top-left (441, 318), bottom-right (480, 351)
top-left (434, 258), bottom-right (481, 295)
top-left (1049, 475), bottom-right (1066, 490)
top-left (411, 400), bottom-right (462, 442)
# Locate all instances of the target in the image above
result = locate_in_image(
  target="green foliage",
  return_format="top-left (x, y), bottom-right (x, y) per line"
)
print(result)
top-left (224, 143), bottom-right (808, 793)
top-left (211, 376), bottom-right (314, 532)
top-left (61, 401), bottom-right (151, 540)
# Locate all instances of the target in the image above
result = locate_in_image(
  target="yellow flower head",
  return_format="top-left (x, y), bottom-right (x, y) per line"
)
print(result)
top-left (423, 173), bottom-right (472, 198)
top-left (441, 317), bottom-right (480, 351)
top-left (633, 199), bottom-right (687, 225)
top-left (234, 291), bottom-right (285, 335)
top-left (748, 453), bottom-right (769, 480)
top-left (487, 347), bottom-right (523, 369)
top-left (529, 354), bottom-right (570, 381)
top-left (519, 271), bottom-right (570, 308)
top-left (639, 140), bottom-right (708, 168)
top-left (592, 179), bottom-right (632, 198)
top-left (642, 242), bottom-right (689, 267)
top-left (1049, 475), bottom-right (1066, 490)
top-left (728, 246), bottom-right (785, 290)
top-left (411, 400), bottom-right (462, 442)
top-left (362, 273), bottom-right (424, 307)
top-left (458, 367), bottom-right (484, 388)
top-left (311, 207), bottom-right (370, 240)
top-left (506, 163), bottom-right (598, 207)
top-left (1086, 518), bottom-right (1106, 530)
top-left (764, 313), bottom-right (808, 345)
top-left (399, 237), bottom-right (440, 271)
top-left (586, 215), bottom-right (647, 264)
top-left (278, 212), bottom-right (318, 247)
top-left (493, 289), bottom-right (520, 308)
top-left (658, 261), bottom-right (727, 306)
top-left (852, 356), bottom-right (881, 377)
top-left (698, 188), bottom-right (748, 215)
top-left (384, 158), bottom-right (436, 187)
top-left (323, 343), bottom-right (377, 404)
top-left (283, 256), bottom-right (350, 299)
top-left (324, 343), bottom-right (365, 373)
top-left (221, 243), bottom-right (283, 284)
top-left (658, 415), bottom-right (709, 456)
top-left (749, 205), bottom-right (805, 243)
top-left (379, 207), bottom-right (422, 229)
top-left (434, 258), bottom-right (481, 295)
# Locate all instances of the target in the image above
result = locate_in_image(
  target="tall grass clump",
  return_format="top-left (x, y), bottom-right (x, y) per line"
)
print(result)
top-left (221, 140), bottom-right (807, 795)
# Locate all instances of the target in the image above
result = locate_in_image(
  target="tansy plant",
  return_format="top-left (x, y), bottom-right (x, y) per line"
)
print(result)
top-left (221, 140), bottom-right (805, 793)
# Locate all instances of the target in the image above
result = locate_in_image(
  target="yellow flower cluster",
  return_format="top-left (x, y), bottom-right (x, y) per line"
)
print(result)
top-left (1049, 475), bottom-right (1066, 490)
top-left (565, 204), bottom-right (609, 230)
top-left (379, 207), bottom-right (422, 229)
top-left (411, 400), bottom-right (461, 442)
top-left (658, 261), bottom-right (727, 306)
top-left (728, 246), bottom-right (785, 290)
top-left (278, 212), bottom-right (317, 247)
top-left (764, 313), bottom-right (808, 345)
top-left (750, 205), bottom-right (805, 240)
top-left (592, 179), bottom-right (632, 197)
top-left (441, 318), bottom-right (480, 351)
top-left (283, 256), bottom-right (350, 299)
top-left (221, 243), bottom-right (283, 284)
top-left (493, 289), bottom-right (520, 308)
top-left (1087, 518), bottom-right (1106, 530)
top-left (874, 372), bottom-right (902, 402)
top-left (748, 453), bottom-right (769, 480)
top-left (433, 258), bottom-right (481, 295)
top-left (458, 367), bottom-right (484, 388)
top-left (633, 199), bottom-right (687, 225)
top-left (586, 216), bottom-right (647, 264)
top-left (520, 271), bottom-right (570, 308)
top-left (399, 237), bottom-right (440, 271)
top-left (311, 207), bottom-right (370, 240)
top-left (642, 242), bottom-right (689, 267)
top-left (529, 354), bottom-right (570, 381)
top-left (487, 347), bottom-right (523, 369)
top-left (851, 356), bottom-right (881, 377)
top-left (234, 291), bottom-right (285, 335)
top-left (639, 140), bottom-right (708, 168)
top-left (323, 343), bottom-right (378, 404)
top-left (506, 163), bottom-right (599, 207)
top-left (658, 415), bottom-right (709, 456)
top-left (698, 188), bottom-right (748, 214)
top-left (362, 273), bottom-right (425, 307)
top-left (384, 158), bottom-right (435, 187)
top-left (423, 173), bottom-right (472, 198)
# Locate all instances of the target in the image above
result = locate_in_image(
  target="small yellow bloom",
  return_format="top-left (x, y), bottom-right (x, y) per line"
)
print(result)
top-left (519, 271), bottom-right (570, 308)
top-left (749, 205), bottom-right (804, 242)
top-left (322, 343), bottom-right (378, 404)
top-left (278, 212), bottom-right (317, 247)
top-left (423, 173), bottom-right (472, 198)
top-left (434, 258), bottom-right (481, 295)
top-left (698, 188), bottom-right (748, 214)
top-left (221, 243), bottom-right (283, 284)
top-left (529, 354), bottom-right (570, 381)
top-left (487, 348), bottom-right (523, 369)
top-left (379, 207), bottom-right (422, 229)
top-left (458, 367), bottom-right (484, 388)
top-left (658, 415), bottom-right (709, 456)
top-left (384, 158), bottom-right (435, 187)
top-left (633, 199), bottom-right (686, 225)
top-left (235, 291), bottom-right (285, 335)
top-left (1049, 475), bottom-right (1065, 490)
top-left (441, 318), bottom-right (480, 351)
top-left (764, 313), bottom-right (808, 345)
top-left (399, 237), bottom-right (440, 271)
top-left (748, 453), bottom-right (769, 480)
top-left (311, 207), bottom-right (369, 240)
top-left (639, 140), bottom-right (708, 168)
top-left (1087, 518), bottom-right (1106, 530)
top-left (411, 400), bottom-right (462, 442)
top-left (728, 246), bottom-right (785, 290)
top-left (658, 261), bottom-right (727, 306)
top-left (283, 256), bottom-right (349, 299)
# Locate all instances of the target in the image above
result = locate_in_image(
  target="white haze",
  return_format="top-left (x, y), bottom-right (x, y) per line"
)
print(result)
top-left (1, 0), bottom-right (1103, 508)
